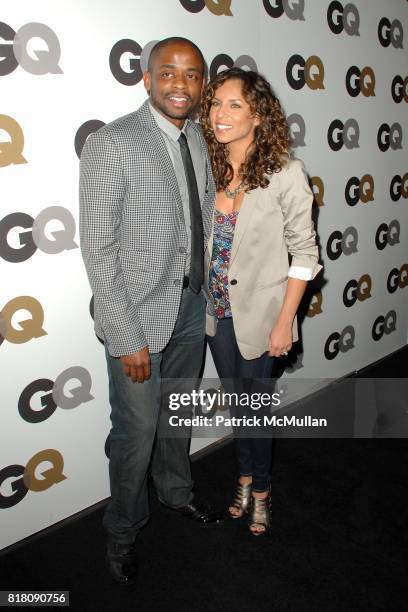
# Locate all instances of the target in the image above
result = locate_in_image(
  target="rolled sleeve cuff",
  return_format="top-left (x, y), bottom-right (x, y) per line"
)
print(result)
top-left (288, 263), bottom-right (323, 280)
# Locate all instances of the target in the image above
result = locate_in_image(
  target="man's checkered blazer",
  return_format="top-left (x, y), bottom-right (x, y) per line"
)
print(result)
top-left (79, 100), bottom-right (216, 357)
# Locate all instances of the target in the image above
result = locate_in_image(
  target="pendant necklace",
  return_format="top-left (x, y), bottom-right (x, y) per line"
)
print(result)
top-left (224, 182), bottom-right (244, 199)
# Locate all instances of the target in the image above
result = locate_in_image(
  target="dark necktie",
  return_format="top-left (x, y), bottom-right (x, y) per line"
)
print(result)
top-left (178, 132), bottom-right (204, 293)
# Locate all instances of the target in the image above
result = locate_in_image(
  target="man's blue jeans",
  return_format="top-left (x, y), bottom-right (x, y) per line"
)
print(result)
top-left (103, 288), bottom-right (206, 545)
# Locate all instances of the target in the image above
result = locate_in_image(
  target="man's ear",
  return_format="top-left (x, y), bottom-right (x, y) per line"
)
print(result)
top-left (143, 71), bottom-right (151, 94)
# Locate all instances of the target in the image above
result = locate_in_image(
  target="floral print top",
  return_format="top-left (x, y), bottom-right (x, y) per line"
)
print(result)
top-left (208, 209), bottom-right (239, 319)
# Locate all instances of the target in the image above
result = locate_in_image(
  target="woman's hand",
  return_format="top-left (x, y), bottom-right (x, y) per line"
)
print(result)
top-left (268, 321), bottom-right (292, 357)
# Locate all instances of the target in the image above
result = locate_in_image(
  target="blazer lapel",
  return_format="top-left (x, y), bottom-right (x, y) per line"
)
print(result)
top-left (136, 101), bottom-right (184, 218)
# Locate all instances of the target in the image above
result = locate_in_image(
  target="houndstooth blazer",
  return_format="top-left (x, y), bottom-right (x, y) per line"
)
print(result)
top-left (79, 100), bottom-right (216, 357)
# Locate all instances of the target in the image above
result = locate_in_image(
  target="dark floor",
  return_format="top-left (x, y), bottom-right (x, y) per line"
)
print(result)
top-left (0, 347), bottom-right (407, 612)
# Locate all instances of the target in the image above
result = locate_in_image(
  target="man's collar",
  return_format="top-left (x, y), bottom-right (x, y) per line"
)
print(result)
top-left (148, 101), bottom-right (190, 141)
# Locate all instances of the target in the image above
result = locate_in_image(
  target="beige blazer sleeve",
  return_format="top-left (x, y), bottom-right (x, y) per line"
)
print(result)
top-left (205, 158), bottom-right (322, 359)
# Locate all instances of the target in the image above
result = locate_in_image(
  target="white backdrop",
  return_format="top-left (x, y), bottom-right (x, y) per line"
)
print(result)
top-left (1, 0), bottom-right (407, 550)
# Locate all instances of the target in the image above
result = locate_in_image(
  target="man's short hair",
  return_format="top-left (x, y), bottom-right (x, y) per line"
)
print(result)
top-left (147, 37), bottom-right (205, 73)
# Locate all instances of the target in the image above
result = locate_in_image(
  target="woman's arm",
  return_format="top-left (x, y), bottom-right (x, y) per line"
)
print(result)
top-left (268, 278), bottom-right (307, 357)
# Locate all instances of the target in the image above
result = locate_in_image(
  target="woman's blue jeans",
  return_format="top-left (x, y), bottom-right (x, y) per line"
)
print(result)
top-left (207, 317), bottom-right (277, 492)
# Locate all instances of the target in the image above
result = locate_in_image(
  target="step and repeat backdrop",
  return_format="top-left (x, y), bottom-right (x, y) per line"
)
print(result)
top-left (1, 0), bottom-right (407, 550)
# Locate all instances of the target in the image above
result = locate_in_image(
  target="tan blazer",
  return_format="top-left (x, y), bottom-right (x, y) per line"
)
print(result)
top-left (204, 158), bottom-right (322, 359)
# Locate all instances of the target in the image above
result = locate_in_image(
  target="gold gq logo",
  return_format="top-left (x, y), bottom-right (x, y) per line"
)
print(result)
top-left (0, 297), bottom-right (46, 346)
top-left (286, 55), bottom-right (325, 90)
top-left (0, 450), bottom-right (66, 508)
top-left (0, 115), bottom-right (27, 168)
top-left (345, 66), bottom-right (375, 97)
top-left (345, 175), bottom-right (374, 206)
top-left (307, 291), bottom-right (323, 317)
top-left (310, 177), bottom-right (324, 206)
top-left (179, 0), bottom-right (233, 14)
top-left (343, 275), bottom-right (372, 307)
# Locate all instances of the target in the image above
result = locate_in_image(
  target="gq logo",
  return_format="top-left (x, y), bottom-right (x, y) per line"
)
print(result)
top-left (209, 54), bottom-right (257, 79)
top-left (391, 76), bottom-right (408, 103)
top-left (378, 18), bottom-right (404, 49)
top-left (327, 2), bottom-right (360, 36)
top-left (343, 275), bottom-right (372, 307)
top-left (0, 450), bottom-right (66, 509)
top-left (109, 39), bottom-right (157, 86)
top-left (0, 297), bottom-right (46, 346)
top-left (345, 175), bottom-right (374, 206)
top-left (326, 227), bottom-right (358, 261)
top-left (390, 173), bottom-right (408, 202)
top-left (263, 0), bottom-right (305, 21)
top-left (324, 326), bottom-right (355, 360)
top-left (179, 0), bottom-right (232, 14)
top-left (75, 120), bottom-right (106, 158)
top-left (377, 123), bottom-right (403, 151)
top-left (387, 264), bottom-right (408, 294)
top-left (0, 115), bottom-right (27, 168)
top-left (375, 220), bottom-right (400, 250)
top-left (286, 55), bottom-right (325, 90)
top-left (345, 66), bottom-right (375, 97)
top-left (0, 207), bottom-right (78, 263)
top-left (310, 177), bottom-right (324, 206)
top-left (287, 114), bottom-right (306, 148)
top-left (18, 367), bottom-right (94, 423)
top-left (328, 119), bottom-right (360, 151)
top-left (372, 311), bottom-right (397, 341)
top-left (307, 291), bottom-right (323, 317)
top-left (0, 22), bottom-right (63, 75)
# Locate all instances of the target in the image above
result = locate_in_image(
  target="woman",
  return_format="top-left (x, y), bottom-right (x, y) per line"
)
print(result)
top-left (201, 68), bottom-right (321, 535)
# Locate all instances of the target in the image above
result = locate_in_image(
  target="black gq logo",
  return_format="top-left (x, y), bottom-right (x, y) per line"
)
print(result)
top-left (263, 0), bottom-right (305, 20)
top-left (286, 55), bottom-right (325, 90)
top-left (209, 54), bottom-right (257, 79)
top-left (391, 76), bottom-right (408, 103)
top-left (387, 265), bottom-right (408, 293)
top-left (324, 326), bottom-right (355, 360)
top-left (328, 119), bottom-right (360, 151)
top-left (18, 367), bottom-right (94, 424)
top-left (75, 120), bottom-right (106, 158)
top-left (0, 208), bottom-right (78, 262)
top-left (327, 2), bottom-right (360, 36)
top-left (343, 275), bottom-right (372, 307)
top-left (378, 18), bottom-right (404, 48)
top-left (0, 22), bottom-right (63, 75)
top-left (327, 227), bottom-right (358, 260)
top-left (345, 66), bottom-right (375, 97)
top-left (345, 175), bottom-right (374, 206)
top-left (377, 123), bottom-right (403, 151)
top-left (372, 311), bottom-right (397, 341)
top-left (390, 174), bottom-right (408, 201)
top-left (109, 39), bottom-right (157, 86)
top-left (375, 221), bottom-right (400, 250)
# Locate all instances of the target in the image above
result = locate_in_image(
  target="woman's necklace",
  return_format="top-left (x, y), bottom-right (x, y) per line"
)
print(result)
top-left (224, 182), bottom-right (244, 199)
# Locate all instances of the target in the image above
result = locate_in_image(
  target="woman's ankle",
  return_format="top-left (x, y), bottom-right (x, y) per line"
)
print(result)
top-left (238, 475), bottom-right (252, 485)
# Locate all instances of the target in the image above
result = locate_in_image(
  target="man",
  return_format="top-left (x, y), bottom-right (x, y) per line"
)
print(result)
top-left (79, 37), bottom-right (219, 587)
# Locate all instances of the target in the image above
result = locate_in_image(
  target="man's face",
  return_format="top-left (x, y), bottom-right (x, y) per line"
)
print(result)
top-left (143, 42), bottom-right (204, 128)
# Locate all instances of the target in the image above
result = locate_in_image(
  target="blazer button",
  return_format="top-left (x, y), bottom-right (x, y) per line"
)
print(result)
top-left (230, 279), bottom-right (238, 285)
top-left (179, 247), bottom-right (186, 254)
top-left (174, 279), bottom-right (181, 286)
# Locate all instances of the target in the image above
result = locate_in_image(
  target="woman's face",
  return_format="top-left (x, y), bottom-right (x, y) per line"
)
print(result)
top-left (209, 78), bottom-right (260, 147)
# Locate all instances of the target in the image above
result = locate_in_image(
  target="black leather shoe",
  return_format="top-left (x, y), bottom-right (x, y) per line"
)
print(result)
top-left (106, 541), bottom-right (138, 587)
top-left (160, 498), bottom-right (223, 526)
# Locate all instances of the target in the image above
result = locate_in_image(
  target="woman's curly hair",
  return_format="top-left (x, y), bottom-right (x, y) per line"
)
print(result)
top-left (200, 68), bottom-right (290, 191)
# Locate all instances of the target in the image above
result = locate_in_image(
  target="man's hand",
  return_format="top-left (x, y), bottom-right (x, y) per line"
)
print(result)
top-left (120, 347), bottom-right (151, 383)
